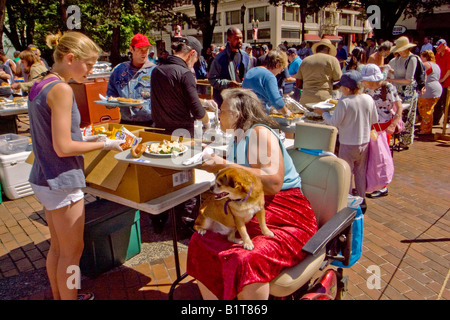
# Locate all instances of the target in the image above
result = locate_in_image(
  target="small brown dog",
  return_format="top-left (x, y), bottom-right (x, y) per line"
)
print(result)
top-left (194, 167), bottom-right (274, 250)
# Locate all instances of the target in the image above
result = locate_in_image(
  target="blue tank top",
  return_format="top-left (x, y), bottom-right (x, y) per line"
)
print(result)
top-left (226, 124), bottom-right (301, 190)
top-left (28, 78), bottom-right (86, 189)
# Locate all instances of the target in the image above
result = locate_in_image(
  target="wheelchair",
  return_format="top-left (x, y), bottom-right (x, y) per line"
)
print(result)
top-left (269, 122), bottom-right (356, 300)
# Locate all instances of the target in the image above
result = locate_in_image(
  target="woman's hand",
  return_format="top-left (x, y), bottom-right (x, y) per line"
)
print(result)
top-left (200, 153), bottom-right (229, 173)
top-left (280, 106), bottom-right (292, 117)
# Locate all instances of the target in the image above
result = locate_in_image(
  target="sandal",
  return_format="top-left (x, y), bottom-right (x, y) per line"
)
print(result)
top-left (77, 292), bottom-right (95, 300)
top-left (395, 143), bottom-right (409, 151)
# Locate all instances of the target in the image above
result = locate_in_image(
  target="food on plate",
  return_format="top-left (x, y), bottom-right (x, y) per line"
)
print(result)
top-left (329, 99), bottom-right (338, 106)
top-left (269, 113), bottom-right (303, 119)
top-left (1, 82), bottom-right (10, 87)
top-left (303, 111), bottom-right (324, 121)
top-left (13, 97), bottom-right (27, 103)
top-left (107, 96), bottom-right (144, 104)
top-left (130, 143), bottom-right (146, 158)
top-left (147, 139), bottom-right (186, 156)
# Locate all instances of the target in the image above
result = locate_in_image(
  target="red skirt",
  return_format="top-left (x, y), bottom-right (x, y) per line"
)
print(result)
top-left (186, 188), bottom-right (318, 300)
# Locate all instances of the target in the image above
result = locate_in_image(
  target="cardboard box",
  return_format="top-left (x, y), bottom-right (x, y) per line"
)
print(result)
top-left (85, 129), bottom-right (195, 203)
top-left (70, 78), bottom-right (121, 127)
top-left (25, 123), bottom-right (194, 203)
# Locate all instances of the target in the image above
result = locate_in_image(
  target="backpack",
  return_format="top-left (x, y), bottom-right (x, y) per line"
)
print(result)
top-left (405, 55), bottom-right (426, 92)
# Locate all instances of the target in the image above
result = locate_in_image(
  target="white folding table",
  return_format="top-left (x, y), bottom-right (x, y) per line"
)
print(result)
top-left (83, 169), bottom-right (215, 299)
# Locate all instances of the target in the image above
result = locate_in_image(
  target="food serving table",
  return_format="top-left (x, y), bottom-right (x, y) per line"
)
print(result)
top-left (0, 104), bottom-right (28, 134)
top-left (84, 165), bottom-right (215, 299)
top-left (84, 135), bottom-right (295, 298)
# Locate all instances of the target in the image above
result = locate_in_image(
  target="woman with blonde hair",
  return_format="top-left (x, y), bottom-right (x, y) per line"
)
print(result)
top-left (11, 49), bottom-right (48, 92)
top-left (242, 48), bottom-right (291, 116)
top-left (418, 50), bottom-right (442, 134)
top-left (27, 31), bottom-right (124, 300)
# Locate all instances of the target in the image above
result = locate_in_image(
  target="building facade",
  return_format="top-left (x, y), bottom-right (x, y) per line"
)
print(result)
top-left (151, 1), bottom-right (372, 50)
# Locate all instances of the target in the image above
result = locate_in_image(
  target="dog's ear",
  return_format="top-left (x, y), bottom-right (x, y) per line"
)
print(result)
top-left (217, 174), bottom-right (234, 188)
top-left (226, 175), bottom-right (235, 188)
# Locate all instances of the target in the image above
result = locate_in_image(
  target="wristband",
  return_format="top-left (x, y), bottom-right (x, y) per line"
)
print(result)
top-left (394, 114), bottom-right (401, 118)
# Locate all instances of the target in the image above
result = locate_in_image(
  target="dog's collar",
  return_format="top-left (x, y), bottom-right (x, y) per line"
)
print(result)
top-left (224, 183), bottom-right (253, 215)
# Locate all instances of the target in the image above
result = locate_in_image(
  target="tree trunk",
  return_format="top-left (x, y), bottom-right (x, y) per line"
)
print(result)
top-left (59, 0), bottom-right (68, 30)
top-left (110, 26), bottom-right (121, 67)
top-left (202, 24), bottom-right (213, 53)
top-left (194, 0), bottom-right (217, 55)
top-left (370, 1), bottom-right (409, 42)
top-left (109, 0), bottom-right (122, 67)
top-left (4, 1), bottom-right (23, 50)
top-left (0, 0), bottom-right (6, 51)
top-left (300, 6), bottom-right (307, 43)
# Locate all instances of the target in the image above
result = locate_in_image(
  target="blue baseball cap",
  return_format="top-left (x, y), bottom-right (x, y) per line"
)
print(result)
top-left (435, 39), bottom-right (447, 50)
top-left (334, 70), bottom-right (362, 90)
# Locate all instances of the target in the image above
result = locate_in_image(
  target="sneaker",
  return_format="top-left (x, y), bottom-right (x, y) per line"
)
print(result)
top-left (366, 188), bottom-right (388, 198)
top-left (77, 292), bottom-right (95, 300)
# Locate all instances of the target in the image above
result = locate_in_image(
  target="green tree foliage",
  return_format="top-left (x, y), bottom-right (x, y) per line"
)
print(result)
top-left (191, 0), bottom-right (220, 55)
top-left (1, 0), bottom-right (182, 66)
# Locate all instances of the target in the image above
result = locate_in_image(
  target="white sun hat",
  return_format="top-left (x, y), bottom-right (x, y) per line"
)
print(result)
top-left (360, 64), bottom-right (384, 82)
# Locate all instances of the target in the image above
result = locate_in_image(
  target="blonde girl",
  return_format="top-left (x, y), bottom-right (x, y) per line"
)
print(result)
top-left (28, 31), bottom-right (124, 300)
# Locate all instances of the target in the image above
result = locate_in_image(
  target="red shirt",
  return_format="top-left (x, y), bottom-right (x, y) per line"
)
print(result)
top-left (436, 46), bottom-right (450, 88)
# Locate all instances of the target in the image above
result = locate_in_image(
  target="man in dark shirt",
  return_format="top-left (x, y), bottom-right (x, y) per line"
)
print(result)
top-left (208, 27), bottom-right (249, 106)
top-left (151, 36), bottom-right (209, 137)
top-left (256, 44), bottom-right (269, 67)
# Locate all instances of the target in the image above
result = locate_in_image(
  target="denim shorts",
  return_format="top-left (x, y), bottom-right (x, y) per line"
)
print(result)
top-left (30, 183), bottom-right (84, 211)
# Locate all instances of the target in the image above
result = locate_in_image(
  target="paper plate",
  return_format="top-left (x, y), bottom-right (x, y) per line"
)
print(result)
top-left (94, 100), bottom-right (141, 108)
top-left (143, 141), bottom-right (188, 157)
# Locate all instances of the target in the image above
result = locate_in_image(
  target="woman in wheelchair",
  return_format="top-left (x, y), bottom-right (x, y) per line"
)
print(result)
top-left (186, 88), bottom-right (318, 300)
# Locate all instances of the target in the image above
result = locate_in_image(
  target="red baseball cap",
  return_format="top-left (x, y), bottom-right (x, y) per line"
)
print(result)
top-left (130, 34), bottom-right (151, 48)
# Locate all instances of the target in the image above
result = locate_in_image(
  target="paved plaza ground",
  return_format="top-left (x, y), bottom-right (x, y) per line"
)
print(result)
top-left (0, 114), bottom-right (449, 300)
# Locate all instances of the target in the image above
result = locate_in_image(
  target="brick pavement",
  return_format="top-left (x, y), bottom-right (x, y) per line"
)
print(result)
top-left (0, 115), bottom-right (449, 300)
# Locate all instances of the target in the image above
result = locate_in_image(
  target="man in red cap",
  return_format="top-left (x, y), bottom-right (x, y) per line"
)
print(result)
top-left (107, 33), bottom-right (156, 126)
